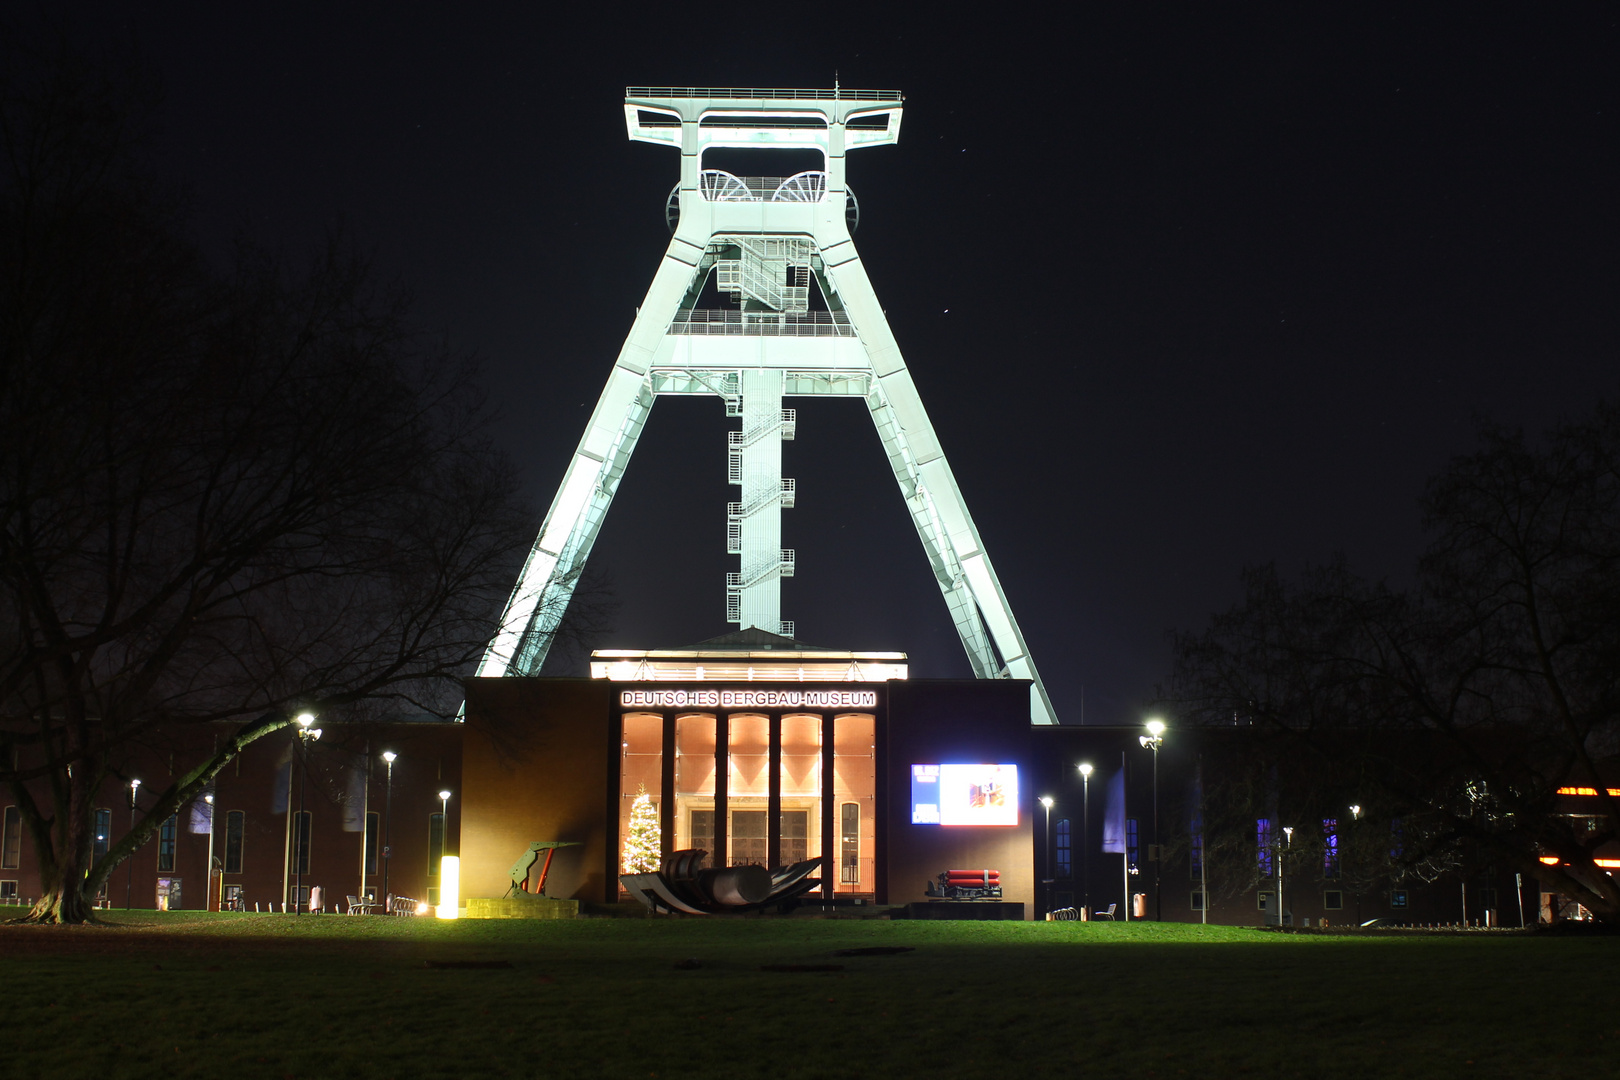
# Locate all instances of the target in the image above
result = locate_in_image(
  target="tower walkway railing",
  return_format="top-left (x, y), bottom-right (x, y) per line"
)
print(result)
top-left (669, 310), bottom-right (854, 337)
top-left (628, 87), bottom-right (902, 101)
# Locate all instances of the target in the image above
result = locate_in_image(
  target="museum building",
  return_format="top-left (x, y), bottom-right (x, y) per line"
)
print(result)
top-left (458, 630), bottom-right (1036, 915)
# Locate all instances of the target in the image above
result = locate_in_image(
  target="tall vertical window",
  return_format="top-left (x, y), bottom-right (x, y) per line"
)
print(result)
top-left (93, 808), bottom-right (113, 861)
top-left (782, 809), bottom-right (808, 867)
top-left (832, 713), bottom-right (876, 893)
top-left (1054, 818), bottom-right (1072, 877)
top-left (428, 811), bottom-right (445, 873)
top-left (365, 811), bottom-right (380, 876)
top-left (1126, 818), bottom-right (1139, 866)
top-left (157, 814), bottom-right (177, 872)
top-left (1390, 817), bottom-right (1404, 860)
top-left (1322, 818), bottom-right (1340, 878)
top-left (292, 811), bottom-right (311, 876)
top-left (224, 810), bottom-right (245, 874)
top-left (1256, 818), bottom-right (1274, 877)
top-left (1, 806), bottom-right (20, 869)
top-left (689, 809), bottom-right (714, 859)
top-left (839, 803), bottom-right (859, 882)
top-left (730, 810), bottom-right (768, 867)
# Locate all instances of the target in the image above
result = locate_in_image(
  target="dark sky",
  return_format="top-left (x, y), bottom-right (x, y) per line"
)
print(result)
top-left (54, 4), bottom-right (1618, 722)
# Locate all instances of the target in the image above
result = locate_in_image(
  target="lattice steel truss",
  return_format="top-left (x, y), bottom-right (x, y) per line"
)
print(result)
top-left (480, 87), bottom-right (1058, 724)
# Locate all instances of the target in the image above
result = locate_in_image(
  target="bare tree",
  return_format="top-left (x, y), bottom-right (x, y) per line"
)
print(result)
top-left (1172, 405), bottom-right (1620, 923)
top-left (0, 38), bottom-right (536, 922)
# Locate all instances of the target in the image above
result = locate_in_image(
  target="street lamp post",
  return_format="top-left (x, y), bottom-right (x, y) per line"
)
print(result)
top-left (1280, 825), bottom-right (1294, 927)
top-left (1349, 804), bottom-right (1362, 926)
top-left (381, 751), bottom-right (396, 908)
top-left (1078, 763), bottom-right (1093, 919)
top-left (293, 713), bottom-right (320, 913)
top-left (125, 779), bottom-right (141, 909)
top-left (1139, 719), bottom-right (1166, 921)
top-left (204, 793), bottom-right (216, 913)
top-left (1039, 796), bottom-right (1055, 917)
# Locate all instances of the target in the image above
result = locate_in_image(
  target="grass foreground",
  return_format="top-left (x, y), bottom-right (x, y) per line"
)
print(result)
top-left (1, 910), bottom-right (1614, 1079)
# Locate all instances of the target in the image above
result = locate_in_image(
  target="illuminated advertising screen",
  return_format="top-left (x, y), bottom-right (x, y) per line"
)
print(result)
top-left (911, 763), bottom-right (1019, 826)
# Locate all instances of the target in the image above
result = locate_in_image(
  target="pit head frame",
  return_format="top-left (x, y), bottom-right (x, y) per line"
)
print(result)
top-left (479, 88), bottom-right (1058, 725)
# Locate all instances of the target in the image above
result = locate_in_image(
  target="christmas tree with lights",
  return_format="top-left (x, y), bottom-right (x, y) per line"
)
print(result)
top-left (622, 785), bottom-right (661, 873)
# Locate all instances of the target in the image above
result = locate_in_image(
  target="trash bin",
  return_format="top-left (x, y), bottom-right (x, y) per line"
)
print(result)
top-left (1132, 893), bottom-right (1146, 918)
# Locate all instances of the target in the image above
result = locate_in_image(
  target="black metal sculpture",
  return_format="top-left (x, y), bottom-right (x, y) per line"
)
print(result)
top-left (621, 849), bottom-right (823, 914)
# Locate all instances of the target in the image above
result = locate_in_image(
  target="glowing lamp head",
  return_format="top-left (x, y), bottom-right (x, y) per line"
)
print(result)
top-left (381, 751), bottom-right (397, 763)
top-left (204, 794), bottom-right (213, 805)
top-left (1145, 719), bottom-right (1166, 737)
top-left (1349, 804), bottom-right (1362, 818)
top-left (308, 728), bottom-right (322, 741)
top-left (1039, 796), bottom-right (1054, 809)
top-left (438, 789), bottom-right (452, 802)
top-left (295, 712), bottom-right (315, 727)
top-left (1078, 762), bottom-right (1093, 778)
top-left (130, 779), bottom-right (141, 790)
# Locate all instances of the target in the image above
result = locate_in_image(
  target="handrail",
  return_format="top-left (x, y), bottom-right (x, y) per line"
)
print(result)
top-left (627, 87), bottom-right (903, 102)
top-left (670, 310), bottom-right (855, 338)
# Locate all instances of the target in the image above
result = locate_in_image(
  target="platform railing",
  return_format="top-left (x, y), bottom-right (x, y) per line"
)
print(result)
top-left (627, 87), bottom-right (902, 101)
top-left (670, 310), bottom-right (854, 338)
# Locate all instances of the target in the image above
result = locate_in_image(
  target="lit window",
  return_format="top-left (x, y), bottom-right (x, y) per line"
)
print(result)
top-left (1054, 818), bottom-right (1072, 878)
top-left (1323, 818), bottom-right (1340, 878)
top-left (1256, 818), bottom-right (1274, 877)
top-left (838, 804), bottom-right (858, 882)
top-left (1126, 818), bottom-right (1139, 866)
top-left (157, 814), bottom-right (177, 872)
top-left (1390, 889), bottom-right (1408, 908)
top-left (689, 810), bottom-right (714, 864)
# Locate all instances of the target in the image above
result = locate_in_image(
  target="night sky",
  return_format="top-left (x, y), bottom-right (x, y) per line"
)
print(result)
top-left (53, 5), bottom-right (1618, 722)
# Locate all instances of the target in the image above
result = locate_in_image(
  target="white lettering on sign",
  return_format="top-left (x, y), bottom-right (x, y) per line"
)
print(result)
top-left (618, 688), bottom-right (877, 710)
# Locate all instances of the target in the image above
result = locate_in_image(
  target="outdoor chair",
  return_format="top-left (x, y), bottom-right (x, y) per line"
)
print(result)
top-left (1092, 903), bottom-right (1117, 921)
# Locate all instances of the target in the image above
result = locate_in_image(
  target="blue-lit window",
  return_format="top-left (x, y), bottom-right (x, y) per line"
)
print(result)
top-left (157, 814), bottom-right (177, 872)
top-left (1055, 818), bottom-right (1072, 877)
top-left (1257, 818), bottom-right (1274, 877)
top-left (1390, 817), bottom-right (1404, 860)
top-left (1323, 818), bottom-right (1340, 878)
top-left (1126, 818), bottom-right (1139, 866)
top-left (1390, 888), bottom-right (1408, 908)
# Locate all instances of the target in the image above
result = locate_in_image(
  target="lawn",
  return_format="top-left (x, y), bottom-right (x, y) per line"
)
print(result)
top-left (0, 911), bottom-right (1612, 1079)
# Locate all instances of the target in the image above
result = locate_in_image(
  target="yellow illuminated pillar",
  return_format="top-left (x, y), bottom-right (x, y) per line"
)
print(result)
top-left (437, 856), bottom-right (460, 920)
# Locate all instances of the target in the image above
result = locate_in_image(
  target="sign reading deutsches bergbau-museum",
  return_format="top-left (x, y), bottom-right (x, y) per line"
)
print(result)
top-left (618, 688), bottom-right (878, 710)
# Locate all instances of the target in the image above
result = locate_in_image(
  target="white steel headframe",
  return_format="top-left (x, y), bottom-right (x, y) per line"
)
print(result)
top-left (480, 87), bottom-right (1058, 725)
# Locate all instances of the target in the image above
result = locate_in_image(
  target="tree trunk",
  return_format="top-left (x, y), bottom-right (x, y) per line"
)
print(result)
top-left (17, 878), bottom-right (98, 924)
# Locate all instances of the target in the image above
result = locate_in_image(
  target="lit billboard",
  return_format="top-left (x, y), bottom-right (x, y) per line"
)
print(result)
top-left (910, 763), bottom-right (1019, 826)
